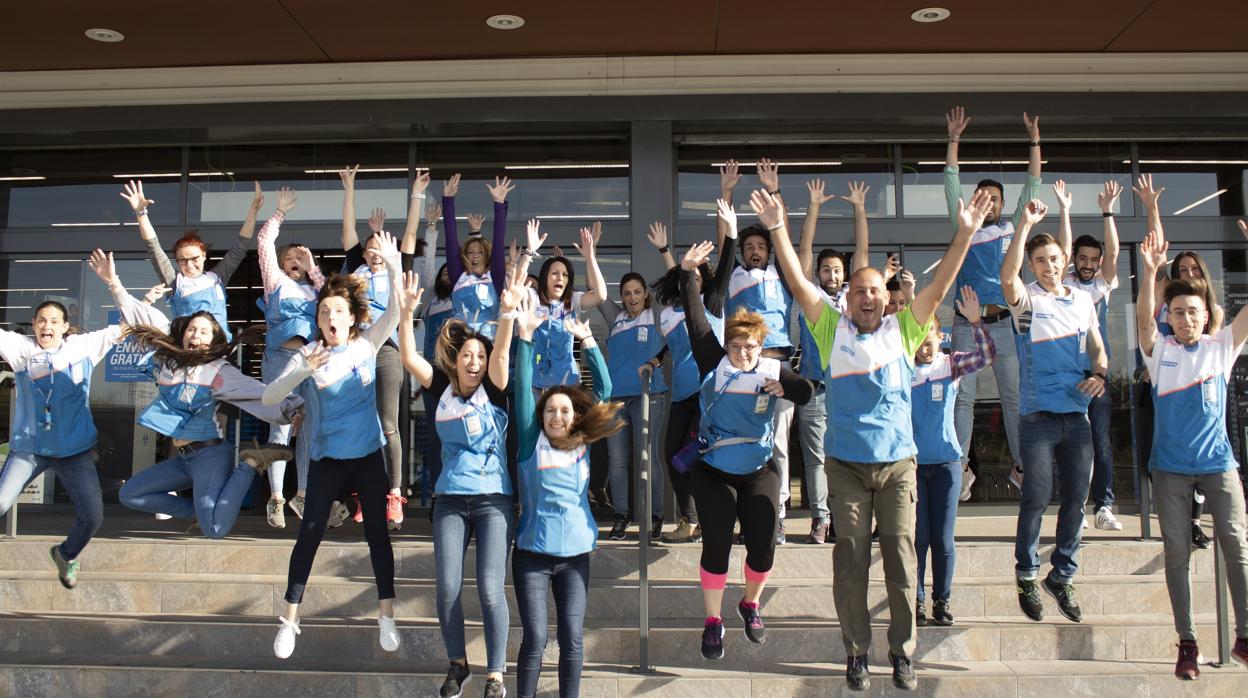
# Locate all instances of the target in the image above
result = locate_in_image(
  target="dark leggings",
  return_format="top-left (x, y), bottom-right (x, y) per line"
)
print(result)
top-left (664, 396), bottom-right (701, 524)
top-left (691, 459), bottom-right (780, 576)
top-left (375, 342), bottom-right (404, 491)
top-left (285, 449), bottom-right (395, 603)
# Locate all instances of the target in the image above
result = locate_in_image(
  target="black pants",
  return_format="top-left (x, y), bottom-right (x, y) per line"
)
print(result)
top-left (664, 395), bottom-right (701, 523)
top-left (691, 459), bottom-right (780, 576)
top-left (285, 449), bottom-right (395, 603)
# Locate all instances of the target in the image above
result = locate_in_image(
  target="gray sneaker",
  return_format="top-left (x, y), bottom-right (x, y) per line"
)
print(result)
top-left (266, 497), bottom-right (287, 528)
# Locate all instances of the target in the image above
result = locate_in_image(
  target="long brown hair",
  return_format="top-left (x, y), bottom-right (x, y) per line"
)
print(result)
top-left (316, 273), bottom-right (371, 341)
top-left (124, 310), bottom-right (232, 370)
top-left (536, 385), bottom-right (625, 450)
top-left (460, 237), bottom-right (492, 276)
top-left (435, 319), bottom-right (495, 396)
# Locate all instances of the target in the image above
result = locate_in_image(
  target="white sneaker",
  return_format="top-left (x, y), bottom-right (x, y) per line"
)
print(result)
top-left (1095, 506), bottom-right (1124, 531)
top-left (1081, 517), bottom-right (1089, 530)
top-left (327, 501), bottom-right (350, 529)
top-left (155, 491), bottom-right (176, 520)
top-left (1008, 465), bottom-right (1024, 492)
top-left (274, 616), bottom-right (300, 659)
top-left (378, 615), bottom-right (400, 652)
top-left (959, 467), bottom-right (975, 502)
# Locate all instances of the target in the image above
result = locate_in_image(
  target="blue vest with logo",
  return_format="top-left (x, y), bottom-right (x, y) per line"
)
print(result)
top-left (699, 355), bottom-right (783, 475)
top-left (606, 307), bottom-right (667, 397)
top-left (9, 331), bottom-right (118, 457)
top-left (727, 263), bottom-right (792, 349)
top-left (259, 276), bottom-right (317, 351)
top-left (451, 272), bottom-right (499, 340)
top-left (171, 271), bottom-right (231, 341)
top-left (531, 290), bottom-right (584, 389)
top-left (354, 263), bottom-right (399, 345)
top-left (516, 433), bottom-right (595, 557)
top-left (435, 382), bottom-right (511, 495)
top-left (297, 340), bottom-right (386, 461)
top-left (661, 305), bottom-right (723, 402)
top-left (423, 297), bottom-right (454, 359)
top-left (138, 356), bottom-right (229, 441)
top-left (1013, 283), bottom-right (1096, 416)
top-left (910, 352), bottom-right (961, 465)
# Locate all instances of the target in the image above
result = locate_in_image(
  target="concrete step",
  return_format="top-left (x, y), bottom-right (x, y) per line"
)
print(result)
top-left (0, 536), bottom-right (1212, 581)
top-left (1, 653), bottom-right (1245, 697)
top-left (0, 567), bottom-right (1217, 622)
top-left (0, 611), bottom-right (1234, 665)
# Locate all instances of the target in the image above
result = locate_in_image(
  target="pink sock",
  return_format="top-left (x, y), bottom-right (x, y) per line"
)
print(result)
top-left (740, 600), bottom-right (759, 610)
top-left (699, 566), bottom-right (728, 591)
top-left (705, 616), bottom-right (721, 625)
top-left (743, 562), bottom-right (771, 586)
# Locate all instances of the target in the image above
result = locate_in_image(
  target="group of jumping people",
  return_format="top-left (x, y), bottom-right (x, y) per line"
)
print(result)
top-left (1, 106), bottom-right (1246, 696)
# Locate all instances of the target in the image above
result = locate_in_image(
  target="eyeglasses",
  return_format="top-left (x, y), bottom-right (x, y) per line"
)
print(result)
top-left (176, 255), bottom-right (204, 264)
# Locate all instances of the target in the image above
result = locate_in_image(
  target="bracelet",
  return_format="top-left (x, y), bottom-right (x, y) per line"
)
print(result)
top-left (499, 311), bottom-right (517, 320)
top-left (766, 222), bottom-right (785, 231)
top-left (1028, 141), bottom-right (1040, 147)
top-left (768, 189), bottom-right (781, 197)
top-left (411, 192), bottom-right (426, 200)
top-left (658, 245), bottom-right (670, 254)
top-left (1102, 212), bottom-right (1114, 218)
top-left (1091, 371), bottom-right (1107, 382)
top-left (135, 209), bottom-right (148, 217)
top-left (522, 248), bottom-right (541, 259)
top-left (949, 139), bottom-right (959, 143)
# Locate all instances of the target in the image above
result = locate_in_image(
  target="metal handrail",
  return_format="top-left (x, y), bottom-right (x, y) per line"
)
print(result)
top-left (633, 364), bottom-right (654, 674)
top-left (1214, 532), bottom-right (1232, 666)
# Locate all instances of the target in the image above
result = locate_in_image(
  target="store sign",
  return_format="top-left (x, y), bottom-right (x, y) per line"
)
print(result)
top-left (104, 310), bottom-right (150, 382)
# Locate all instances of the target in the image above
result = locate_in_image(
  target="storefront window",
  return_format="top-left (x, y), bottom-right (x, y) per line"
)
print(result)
top-left (1138, 142), bottom-right (1248, 217)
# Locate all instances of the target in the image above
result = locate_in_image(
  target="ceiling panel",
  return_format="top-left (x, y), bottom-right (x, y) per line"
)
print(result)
top-left (0, 1), bottom-right (327, 71)
top-left (1107, 0), bottom-right (1248, 51)
top-left (284, 0), bottom-right (719, 61)
top-left (714, 0), bottom-right (1155, 53)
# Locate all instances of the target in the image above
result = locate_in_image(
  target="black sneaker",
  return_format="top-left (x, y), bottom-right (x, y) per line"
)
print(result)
top-left (889, 651), bottom-right (917, 690)
top-left (916, 599), bottom-right (927, 627)
top-left (737, 600), bottom-right (766, 643)
top-left (1192, 522), bottom-right (1211, 550)
top-left (483, 676), bottom-right (506, 698)
top-left (438, 662), bottom-right (471, 698)
top-left (845, 654), bottom-right (870, 691)
top-left (650, 517), bottom-right (663, 542)
top-left (1017, 578), bottom-right (1044, 621)
top-left (701, 618), bottom-right (725, 660)
top-left (1042, 575), bottom-right (1082, 623)
top-left (931, 598), bottom-right (954, 626)
top-left (607, 516), bottom-right (629, 541)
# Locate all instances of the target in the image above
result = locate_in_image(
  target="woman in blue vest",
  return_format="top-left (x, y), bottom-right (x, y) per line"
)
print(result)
top-left (254, 187), bottom-right (324, 528)
top-left (910, 286), bottom-right (995, 628)
top-left (339, 167), bottom-right (432, 528)
top-left (121, 179), bottom-right (258, 341)
top-left (678, 235), bottom-right (814, 661)
top-left (88, 251), bottom-right (301, 540)
top-left (599, 269), bottom-right (669, 541)
top-left (0, 296), bottom-right (127, 589)
top-left (260, 231), bottom-right (404, 661)
top-left (528, 224), bottom-right (609, 392)
top-left (648, 220), bottom-right (736, 544)
top-left (506, 291), bottom-right (623, 698)
top-left (441, 173), bottom-right (514, 339)
top-left (397, 269), bottom-right (522, 698)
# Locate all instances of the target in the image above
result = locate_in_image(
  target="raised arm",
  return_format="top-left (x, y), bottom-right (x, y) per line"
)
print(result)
top-left (706, 213), bottom-right (737, 318)
top-left (944, 107), bottom-right (971, 229)
top-left (1098, 181), bottom-right (1122, 286)
top-left (487, 275), bottom-right (524, 392)
top-left (1009, 114), bottom-right (1044, 228)
top-left (401, 170), bottom-right (432, 258)
top-left (89, 249), bottom-right (170, 332)
top-left (360, 232), bottom-right (404, 351)
top-left (120, 180), bottom-right (176, 285)
top-left (574, 317), bottom-right (611, 403)
top-left (679, 241), bottom-right (727, 375)
top-left (1000, 198), bottom-right (1047, 308)
top-left (339, 165), bottom-right (361, 251)
top-left (486, 176), bottom-right (514, 291)
top-left (575, 224), bottom-right (608, 309)
top-left (416, 201), bottom-right (440, 303)
top-left (395, 270), bottom-right (434, 389)
top-left (745, 191), bottom-right (826, 325)
top-left (716, 160), bottom-right (741, 253)
top-left (213, 363), bottom-right (303, 424)
top-left (757, 158), bottom-right (791, 234)
top-left (256, 188), bottom-right (296, 296)
top-left (648, 221), bottom-right (677, 271)
top-left (800, 180), bottom-right (835, 279)
top-left (236, 180), bottom-right (264, 240)
top-left (1053, 179), bottom-right (1073, 259)
top-left (842, 181), bottom-right (871, 273)
top-left (1136, 231), bottom-right (1166, 358)
top-left (913, 189), bottom-right (994, 325)
top-left (948, 286), bottom-right (996, 379)
top-left (442, 174), bottom-right (464, 282)
top-left (1134, 173), bottom-right (1166, 246)
top-left (263, 343), bottom-right (326, 406)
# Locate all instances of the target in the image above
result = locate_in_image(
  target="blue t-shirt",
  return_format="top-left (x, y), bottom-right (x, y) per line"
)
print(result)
top-left (1009, 282), bottom-right (1098, 416)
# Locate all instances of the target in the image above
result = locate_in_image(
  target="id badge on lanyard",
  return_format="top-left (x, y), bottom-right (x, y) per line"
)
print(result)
top-left (637, 325), bottom-right (648, 343)
top-left (931, 382), bottom-right (944, 401)
top-left (476, 283), bottom-right (490, 301)
top-left (1202, 379), bottom-right (1217, 405)
top-left (754, 392), bottom-right (770, 414)
top-left (465, 412), bottom-right (483, 437)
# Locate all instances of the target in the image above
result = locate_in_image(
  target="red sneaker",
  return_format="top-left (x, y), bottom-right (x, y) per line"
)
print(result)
top-left (1232, 636), bottom-right (1248, 669)
top-left (1175, 640), bottom-right (1200, 680)
top-left (386, 493), bottom-right (407, 531)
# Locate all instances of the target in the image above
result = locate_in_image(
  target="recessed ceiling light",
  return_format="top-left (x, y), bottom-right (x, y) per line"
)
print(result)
top-left (910, 7), bottom-right (951, 23)
top-left (486, 14), bottom-right (525, 30)
top-left (85, 28), bottom-right (125, 43)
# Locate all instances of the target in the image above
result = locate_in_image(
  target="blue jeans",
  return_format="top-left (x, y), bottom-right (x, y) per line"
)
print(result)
top-left (513, 549), bottom-right (589, 698)
top-left (263, 345), bottom-right (311, 497)
top-left (1014, 412), bottom-right (1093, 583)
top-left (0, 449), bottom-right (103, 560)
top-left (1087, 390), bottom-right (1115, 510)
top-left (953, 316), bottom-right (1022, 467)
top-left (433, 493), bottom-right (514, 674)
top-left (916, 461), bottom-right (961, 602)
top-left (119, 442), bottom-right (254, 539)
top-left (796, 386), bottom-right (829, 523)
top-left (606, 394), bottom-right (666, 521)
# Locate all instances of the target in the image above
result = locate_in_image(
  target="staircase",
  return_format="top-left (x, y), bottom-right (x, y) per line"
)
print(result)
top-left (1, 507), bottom-right (1245, 696)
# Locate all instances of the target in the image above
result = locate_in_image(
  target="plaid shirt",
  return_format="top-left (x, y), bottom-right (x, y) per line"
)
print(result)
top-left (950, 321), bottom-right (995, 379)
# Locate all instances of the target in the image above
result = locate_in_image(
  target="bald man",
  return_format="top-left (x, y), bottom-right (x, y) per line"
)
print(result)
top-left (755, 185), bottom-right (995, 692)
